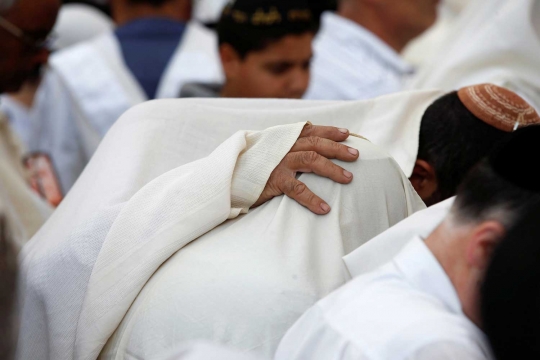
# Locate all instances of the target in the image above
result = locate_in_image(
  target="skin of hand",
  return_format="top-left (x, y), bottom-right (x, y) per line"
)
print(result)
top-left (252, 123), bottom-right (359, 215)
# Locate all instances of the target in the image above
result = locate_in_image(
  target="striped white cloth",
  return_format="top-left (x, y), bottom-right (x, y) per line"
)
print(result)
top-left (305, 12), bottom-right (414, 101)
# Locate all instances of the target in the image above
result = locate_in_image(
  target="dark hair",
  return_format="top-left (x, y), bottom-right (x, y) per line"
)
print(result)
top-left (451, 159), bottom-right (540, 228)
top-left (451, 125), bottom-right (540, 228)
top-left (217, 1), bottom-right (318, 58)
top-left (481, 203), bottom-right (540, 359)
top-left (417, 92), bottom-right (512, 203)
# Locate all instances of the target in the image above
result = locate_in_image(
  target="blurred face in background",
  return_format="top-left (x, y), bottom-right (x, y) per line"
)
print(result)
top-left (0, 0), bottom-right (59, 93)
top-left (220, 32), bottom-right (314, 99)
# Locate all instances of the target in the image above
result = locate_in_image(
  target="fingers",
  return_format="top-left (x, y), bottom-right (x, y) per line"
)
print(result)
top-left (290, 136), bottom-right (359, 162)
top-left (284, 151), bottom-right (354, 184)
top-left (282, 177), bottom-right (331, 215)
top-left (299, 123), bottom-right (350, 142)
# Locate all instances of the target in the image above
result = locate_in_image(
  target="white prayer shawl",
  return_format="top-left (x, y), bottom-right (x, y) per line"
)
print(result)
top-left (17, 116), bottom-right (306, 360)
top-left (33, 21), bottom-right (223, 191)
top-left (105, 90), bottom-right (443, 179)
top-left (305, 12), bottom-right (414, 101)
top-left (100, 136), bottom-right (423, 359)
top-left (344, 197), bottom-right (454, 278)
top-left (408, 0), bottom-right (540, 109)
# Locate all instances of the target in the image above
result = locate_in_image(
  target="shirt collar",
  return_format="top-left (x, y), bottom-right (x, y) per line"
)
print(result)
top-left (393, 236), bottom-right (463, 315)
top-left (320, 11), bottom-right (414, 75)
top-left (115, 17), bottom-right (186, 38)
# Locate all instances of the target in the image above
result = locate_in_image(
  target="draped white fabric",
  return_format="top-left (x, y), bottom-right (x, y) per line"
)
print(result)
top-left (104, 90), bottom-right (442, 178)
top-left (100, 136), bottom-right (424, 359)
top-left (17, 91), bottom-right (438, 360)
top-left (344, 197), bottom-right (455, 278)
top-left (408, 0), bottom-right (540, 109)
top-left (17, 117), bottom-right (305, 360)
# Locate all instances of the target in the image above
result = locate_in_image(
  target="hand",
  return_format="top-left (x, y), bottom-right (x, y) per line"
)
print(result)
top-left (252, 124), bottom-right (359, 215)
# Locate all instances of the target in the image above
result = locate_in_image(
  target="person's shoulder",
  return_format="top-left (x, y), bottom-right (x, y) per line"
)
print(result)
top-left (311, 266), bottom-right (481, 356)
top-left (50, 31), bottom-right (113, 66)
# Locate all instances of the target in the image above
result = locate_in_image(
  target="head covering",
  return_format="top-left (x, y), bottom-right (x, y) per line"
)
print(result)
top-left (489, 125), bottom-right (540, 192)
top-left (220, 0), bottom-right (314, 31)
top-left (52, 4), bottom-right (114, 51)
top-left (457, 84), bottom-right (540, 132)
top-left (482, 202), bottom-right (540, 360)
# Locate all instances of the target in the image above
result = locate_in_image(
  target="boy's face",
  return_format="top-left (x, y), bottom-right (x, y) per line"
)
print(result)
top-left (220, 32), bottom-right (314, 99)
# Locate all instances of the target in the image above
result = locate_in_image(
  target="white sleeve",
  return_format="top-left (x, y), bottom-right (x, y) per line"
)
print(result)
top-left (407, 341), bottom-right (490, 360)
top-left (276, 305), bottom-right (366, 360)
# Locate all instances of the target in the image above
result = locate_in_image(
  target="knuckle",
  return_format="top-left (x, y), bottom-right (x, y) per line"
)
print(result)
top-left (307, 136), bottom-right (320, 147)
top-left (293, 182), bottom-right (308, 196)
top-left (301, 151), bottom-right (319, 165)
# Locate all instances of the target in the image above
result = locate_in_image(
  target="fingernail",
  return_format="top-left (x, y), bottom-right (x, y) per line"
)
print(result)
top-left (348, 148), bottom-right (359, 156)
top-left (339, 128), bottom-right (348, 134)
top-left (320, 203), bottom-right (331, 213)
top-left (343, 170), bottom-right (353, 178)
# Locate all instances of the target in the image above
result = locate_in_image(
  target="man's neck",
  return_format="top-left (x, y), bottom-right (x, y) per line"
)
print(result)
top-left (112, 0), bottom-right (191, 26)
top-left (425, 220), bottom-right (482, 328)
top-left (337, 4), bottom-right (407, 53)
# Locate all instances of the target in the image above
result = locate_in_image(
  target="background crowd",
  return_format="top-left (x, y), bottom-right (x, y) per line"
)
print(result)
top-left (1, 0), bottom-right (540, 359)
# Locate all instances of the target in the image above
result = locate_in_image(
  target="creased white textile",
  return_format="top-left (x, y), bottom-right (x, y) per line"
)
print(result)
top-left (110, 90), bottom-right (443, 179)
top-left (100, 136), bottom-right (424, 359)
top-left (408, 0), bottom-right (540, 109)
top-left (344, 197), bottom-right (454, 278)
top-left (17, 114), bottom-right (305, 360)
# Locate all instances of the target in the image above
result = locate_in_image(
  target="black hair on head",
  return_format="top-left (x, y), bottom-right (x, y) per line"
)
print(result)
top-left (217, 0), bottom-right (318, 58)
top-left (481, 202), bottom-right (540, 359)
top-left (417, 91), bottom-right (513, 203)
top-left (451, 125), bottom-right (540, 228)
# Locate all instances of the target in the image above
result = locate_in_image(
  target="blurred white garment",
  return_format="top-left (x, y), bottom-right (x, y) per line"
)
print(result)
top-left (33, 21), bottom-right (223, 191)
top-left (403, 0), bottom-right (470, 67)
top-left (305, 12), bottom-right (414, 101)
top-left (17, 117), bottom-right (306, 360)
top-left (0, 111), bottom-right (52, 249)
top-left (0, 96), bottom-right (33, 148)
top-left (157, 342), bottom-right (262, 360)
top-left (101, 136), bottom-right (423, 359)
top-left (276, 237), bottom-right (492, 360)
top-left (52, 4), bottom-right (114, 51)
top-left (408, 0), bottom-right (540, 109)
top-left (192, 0), bottom-right (228, 23)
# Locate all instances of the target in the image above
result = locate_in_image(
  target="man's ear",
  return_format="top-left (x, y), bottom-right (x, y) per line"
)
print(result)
top-left (409, 159), bottom-right (438, 202)
top-left (219, 44), bottom-right (241, 81)
top-left (466, 221), bottom-right (506, 270)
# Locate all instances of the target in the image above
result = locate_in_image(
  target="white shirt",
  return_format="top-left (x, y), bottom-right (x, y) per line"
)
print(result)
top-left (305, 12), bottom-right (414, 101)
top-left (276, 237), bottom-right (493, 360)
